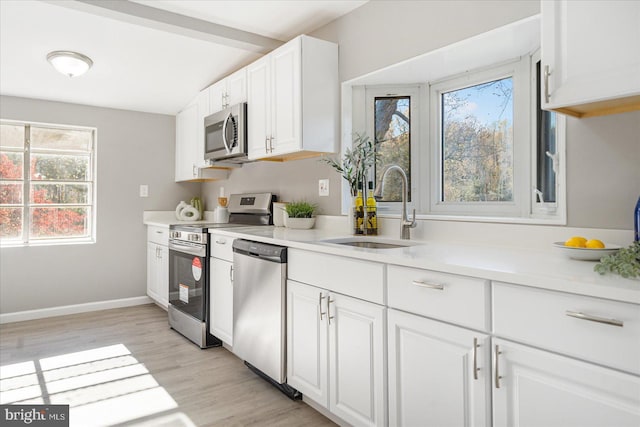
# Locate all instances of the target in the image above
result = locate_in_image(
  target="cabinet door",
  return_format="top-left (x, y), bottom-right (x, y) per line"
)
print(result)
top-left (208, 80), bottom-right (226, 114)
top-left (209, 257), bottom-right (233, 345)
top-left (329, 292), bottom-right (386, 427)
top-left (286, 280), bottom-right (328, 406)
top-left (147, 242), bottom-right (168, 308)
top-left (388, 309), bottom-right (490, 427)
top-left (541, 0), bottom-right (640, 115)
top-left (147, 242), bottom-right (159, 300)
top-left (247, 56), bottom-right (271, 159)
top-left (175, 102), bottom-right (197, 182)
top-left (157, 244), bottom-right (169, 309)
top-left (270, 38), bottom-right (301, 156)
top-left (493, 338), bottom-right (640, 427)
top-left (226, 68), bottom-right (247, 106)
top-left (194, 89), bottom-right (209, 169)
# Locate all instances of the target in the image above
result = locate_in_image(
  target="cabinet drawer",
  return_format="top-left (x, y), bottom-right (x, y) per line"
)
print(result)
top-left (493, 282), bottom-right (640, 375)
top-left (147, 225), bottom-right (169, 246)
top-left (288, 249), bottom-right (384, 304)
top-left (387, 265), bottom-right (489, 331)
top-left (210, 233), bottom-right (234, 262)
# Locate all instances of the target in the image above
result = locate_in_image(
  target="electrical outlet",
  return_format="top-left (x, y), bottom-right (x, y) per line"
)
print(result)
top-left (319, 179), bottom-right (329, 197)
top-left (139, 185), bottom-right (149, 198)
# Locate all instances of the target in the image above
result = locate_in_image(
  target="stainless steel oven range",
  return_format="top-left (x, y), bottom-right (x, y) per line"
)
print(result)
top-left (168, 192), bottom-right (275, 348)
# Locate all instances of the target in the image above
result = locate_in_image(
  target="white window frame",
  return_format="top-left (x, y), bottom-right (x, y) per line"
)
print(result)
top-left (364, 86), bottom-right (422, 215)
top-left (0, 120), bottom-right (98, 247)
top-left (429, 59), bottom-right (530, 217)
top-left (347, 54), bottom-right (565, 224)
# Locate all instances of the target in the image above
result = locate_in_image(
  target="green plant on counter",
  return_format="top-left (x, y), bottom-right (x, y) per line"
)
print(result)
top-left (321, 133), bottom-right (378, 197)
top-left (284, 201), bottom-right (316, 218)
top-left (594, 241), bottom-right (640, 278)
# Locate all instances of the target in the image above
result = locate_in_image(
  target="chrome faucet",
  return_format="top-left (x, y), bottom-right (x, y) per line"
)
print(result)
top-left (374, 165), bottom-right (416, 240)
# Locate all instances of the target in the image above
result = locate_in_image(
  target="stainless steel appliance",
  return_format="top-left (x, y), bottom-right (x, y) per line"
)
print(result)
top-left (168, 193), bottom-right (274, 348)
top-left (232, 239), bottom-right (300, 399)
top-left (204, 102), bottom-right (248, 162)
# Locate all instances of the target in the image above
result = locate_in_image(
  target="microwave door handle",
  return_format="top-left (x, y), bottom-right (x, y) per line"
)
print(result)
top-left (222, 112), bottom-right (232, 154)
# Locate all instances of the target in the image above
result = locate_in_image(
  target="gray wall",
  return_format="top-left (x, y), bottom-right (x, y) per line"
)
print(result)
top-left (0, 95), bottom-right (198, 313)
top-left (203, 0), bottom-right (640, 230)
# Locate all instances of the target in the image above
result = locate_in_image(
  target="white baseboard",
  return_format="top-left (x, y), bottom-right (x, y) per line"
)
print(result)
top-left (0, 296), bottom-right (153, 324)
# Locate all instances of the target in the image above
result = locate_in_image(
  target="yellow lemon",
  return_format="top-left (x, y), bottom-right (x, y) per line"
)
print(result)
top-left (585, 239), bottom-right (605, 249)
top-left (565, 236), bottom-right (587, 248)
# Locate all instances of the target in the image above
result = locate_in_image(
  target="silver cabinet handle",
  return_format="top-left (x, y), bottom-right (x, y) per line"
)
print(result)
top-left (473, 338), bottom-right (479, 380)
top-left (192, 164), bottom-right (197, 177)
top-left (327, 296), bottom-right (335, 325)
top-left (215, 239), bottom-right (226, 245)
top-left (319, 293), bottom-right (326, 321)
top-left (412, 280), bottom-right (444, 290)
top-left (269, 136), bottom-right (274, 153)
top-left (229, 265), bottom-right (234, 284)
top-left (494, 344), bottom-right (502, 389)
top-left (155, 230), bottom-right (163, 234)
top-left (565, 310), bottom-right (623, 327)
top-left (544, 65), bottom-right (551, 104)
top-left (264, 136), bottom-right (269, 153)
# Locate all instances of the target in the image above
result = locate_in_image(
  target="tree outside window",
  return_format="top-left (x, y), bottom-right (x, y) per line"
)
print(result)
top-left (0, 122), bottom-right (95, 245)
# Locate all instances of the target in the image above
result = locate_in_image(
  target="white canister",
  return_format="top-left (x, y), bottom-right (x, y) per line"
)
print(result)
top-left (213, 207), bottom-right (229, 223)
top-left (272, 202), bottom-right (287, 227)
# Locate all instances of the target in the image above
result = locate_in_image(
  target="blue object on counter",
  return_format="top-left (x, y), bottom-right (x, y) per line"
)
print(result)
top-left (635, 196), bottom-right (640, 241)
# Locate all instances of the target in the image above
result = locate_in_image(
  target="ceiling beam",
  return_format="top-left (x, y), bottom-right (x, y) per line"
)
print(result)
top-left (45, 0), bottom-right (283, 54)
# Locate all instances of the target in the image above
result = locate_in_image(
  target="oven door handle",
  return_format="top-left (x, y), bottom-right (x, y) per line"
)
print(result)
top-left (169, 241), bottom-right (206, 257)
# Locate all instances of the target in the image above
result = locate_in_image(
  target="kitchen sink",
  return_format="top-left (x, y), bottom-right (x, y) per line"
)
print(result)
top-left (317, 237), bottom-right (420, 249)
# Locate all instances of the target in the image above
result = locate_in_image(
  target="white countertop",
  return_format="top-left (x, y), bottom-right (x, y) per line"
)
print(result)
top-left (143, 212), bottom-right (640, 304)
top-left (209, 226), bottom-right (640, 305)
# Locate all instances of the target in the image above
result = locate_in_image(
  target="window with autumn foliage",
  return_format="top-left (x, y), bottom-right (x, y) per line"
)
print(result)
top-left (356, 53), bottom-right (564, 222)
top-left (0, 121), bottom-right (96, 245)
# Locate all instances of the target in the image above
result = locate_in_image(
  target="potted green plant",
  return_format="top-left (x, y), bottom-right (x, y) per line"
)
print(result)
top-left (321, 133), bottom-right (378, 234)
top-left (284, 201), bottom-right (317, 229)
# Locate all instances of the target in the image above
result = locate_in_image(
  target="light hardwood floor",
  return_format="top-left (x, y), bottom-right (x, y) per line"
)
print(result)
top-left (0, 304), bottom-right (335, 427)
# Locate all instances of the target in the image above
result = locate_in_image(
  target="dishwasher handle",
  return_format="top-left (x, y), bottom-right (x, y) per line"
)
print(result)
top-left (232, 239), bottom-right (287, 263)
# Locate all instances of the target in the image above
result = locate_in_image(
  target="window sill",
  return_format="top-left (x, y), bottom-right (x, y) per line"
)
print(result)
top-left (1, 238), bottom-right (96, 248)
top-left (377, 212), bottom-right (566, 226)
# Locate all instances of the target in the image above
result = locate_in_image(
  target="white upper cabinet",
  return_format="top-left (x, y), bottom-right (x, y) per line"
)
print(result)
top-left (209, 68), bottom-right (247, 114)
top-left (175, 91), bottom-right (228, 182)
top-left (541, 0), bottom-right (640, 117)
top-left (247, 35), bottom-right (338, 161)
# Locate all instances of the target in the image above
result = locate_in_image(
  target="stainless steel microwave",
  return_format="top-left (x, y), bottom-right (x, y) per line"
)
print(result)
top-left (204, 103), bottom-right (247, 162)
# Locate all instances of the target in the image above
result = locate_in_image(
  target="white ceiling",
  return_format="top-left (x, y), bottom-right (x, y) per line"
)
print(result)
top-left (0, 0), bottom-right (366, 115)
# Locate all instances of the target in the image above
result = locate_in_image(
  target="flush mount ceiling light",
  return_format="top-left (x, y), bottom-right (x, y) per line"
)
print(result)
top-left (46, 51), bottom-right (93, 78)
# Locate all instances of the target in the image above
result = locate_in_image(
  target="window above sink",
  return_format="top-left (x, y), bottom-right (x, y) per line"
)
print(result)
top-left (342, 15), bottom-right (566, 226)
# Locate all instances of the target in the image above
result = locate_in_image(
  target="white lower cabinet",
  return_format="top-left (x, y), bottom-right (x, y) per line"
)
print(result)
top-left (492, 338), bottom-right (640, 427)
top-left (146, 226), bottom-right (169, 309)
top-left (209, 257), bottom-right (233, 345)
top-left (388, 309), bottom-right (491, 427)
top-left (286, 279), bottom-right (386, 427)
top-left (146, 242), bottom-right (168, 309)
top-left (209, 234), bottom-right (235, 346)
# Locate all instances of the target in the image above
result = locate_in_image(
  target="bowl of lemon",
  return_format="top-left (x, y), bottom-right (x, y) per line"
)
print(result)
top-left (553, 236), bottom-right (622, 261)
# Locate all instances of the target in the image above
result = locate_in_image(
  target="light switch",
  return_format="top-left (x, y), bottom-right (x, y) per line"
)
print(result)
top-left (139, 185), bottom-right (149, 198)
top-left (319, 179), bottom-right (329, 197)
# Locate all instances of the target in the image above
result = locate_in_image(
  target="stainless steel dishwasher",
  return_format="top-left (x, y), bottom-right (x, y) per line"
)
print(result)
top-left (232, 239), bottom-right (300, 399)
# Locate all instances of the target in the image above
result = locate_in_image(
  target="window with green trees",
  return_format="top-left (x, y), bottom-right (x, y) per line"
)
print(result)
top-left (0, 121), bottom-right (96, 245)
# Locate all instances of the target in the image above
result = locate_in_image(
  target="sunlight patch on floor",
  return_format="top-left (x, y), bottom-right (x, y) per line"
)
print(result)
top-left (0, 343), bottom-right (195, 426)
